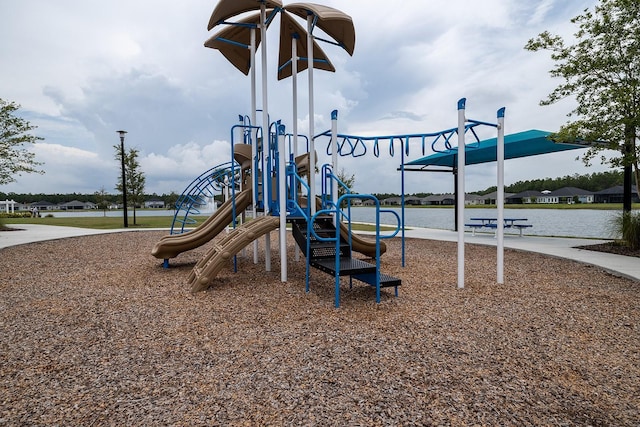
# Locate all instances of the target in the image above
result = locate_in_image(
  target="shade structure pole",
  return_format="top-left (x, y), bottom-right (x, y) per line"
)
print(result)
top-left (250, 26), bottom-right (259, 264)
top-left (260, 3), bottom-right (271, 272)
top-left (457, 98), bottom-right (466, 289)
top-left (496, 107), bottom-right (506, 284)
top-left (292, 34), bottom-right (301, 262)
top-left (278, 124), bottom-right (287, 282)
top-left (331, 110), bottom-right (338, 224)
top-left (307, 13), bottom-right (316, 216)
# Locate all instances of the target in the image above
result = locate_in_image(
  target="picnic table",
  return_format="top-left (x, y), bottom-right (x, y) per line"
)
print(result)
top-left (465, 217), bottom-right (532, 236)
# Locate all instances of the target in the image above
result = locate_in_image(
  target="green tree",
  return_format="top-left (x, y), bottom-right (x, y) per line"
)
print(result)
top-left (525, 0), bottom-right (640, 212)
top-left (114, 147), bottom-right (146, 226)
top-left (165, 191), bottom-right (179, 211)
top-left (94, 186), bottom-right (110, 217)
top-left (0, 99), bottom-right (44, 185)
top-left (336, 168), bottom-right (355, 198)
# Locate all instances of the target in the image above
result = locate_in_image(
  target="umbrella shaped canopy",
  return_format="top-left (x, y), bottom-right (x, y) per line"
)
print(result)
top-left (405, 130), bottom-right (588, 169)
top-left (204, 13), bottom-right (272, 75)
top-left (284, 3), bottom-right (355, 55)
top-left (208, 0), bottom-right (283, 30)
top-left (277, 12), bottom-right (335, 80)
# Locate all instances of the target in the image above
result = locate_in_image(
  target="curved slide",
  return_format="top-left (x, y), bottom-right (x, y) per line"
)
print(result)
top-left (309, 197), bottom-right (387, 258)
top-left (151, 188), bottom-right (252, 260)
top-left (340, 221), bottom-right (387, 258)
top-left (188, 216), bottom-right (280, 292)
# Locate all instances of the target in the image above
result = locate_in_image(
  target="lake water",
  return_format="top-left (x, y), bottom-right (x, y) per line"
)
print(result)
top-left (348, 207), bottom-right (621, 239)
top-left (50, 207), bottom-right (622, 239)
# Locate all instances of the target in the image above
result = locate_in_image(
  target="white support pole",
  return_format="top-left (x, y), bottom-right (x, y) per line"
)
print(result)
top-left (307, 13), bottom-right (316, 216)
top-left (292, 36), bottom-right (300, 262)
top-left (278, 124), bottom-right (287, 282)
top-left (250, 26), bottom-right (259, 264)
top-left (224, 176), bottom-right (230, 234)
top-left (260, 4), bottom-right (271, 272)
top-left (457, 98), bottom-right (466, 289)
top-left (496, 107), bottom-right (506, 284)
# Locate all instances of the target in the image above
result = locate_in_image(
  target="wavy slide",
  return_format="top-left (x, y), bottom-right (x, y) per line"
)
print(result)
top-left (340, 221), bottom-right (387, 258)
top-left (309, 197), bottom-right (386, 258)
top-left (151, 188), bottom-right (252, 260)
top-left (188, 216), bottom-right (280, 292)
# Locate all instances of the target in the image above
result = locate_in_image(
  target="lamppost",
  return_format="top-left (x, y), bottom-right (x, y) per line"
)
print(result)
top-left (116, 130), bottom-right (128, 228)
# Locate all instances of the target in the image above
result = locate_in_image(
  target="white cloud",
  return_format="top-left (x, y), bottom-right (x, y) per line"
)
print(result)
top-left (1, 0), bottom-right (609, 198)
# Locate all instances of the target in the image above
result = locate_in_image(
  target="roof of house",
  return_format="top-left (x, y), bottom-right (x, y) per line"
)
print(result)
top-left (508, 190), bottom-right (544, 198)
top-left (424, 194), bottom-right (454, 202)
top-left (548, 187), bottom-right (593, 196)
top-left (481, 191), bottom-right (516, 200)
top-left (594, 185), bottom-right (638, 195)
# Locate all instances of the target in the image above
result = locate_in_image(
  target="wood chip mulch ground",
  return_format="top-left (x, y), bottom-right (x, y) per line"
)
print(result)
top-left (576, 241), bottom-right (640, 258)
top-left (1, 230), bottom-right (638, 426)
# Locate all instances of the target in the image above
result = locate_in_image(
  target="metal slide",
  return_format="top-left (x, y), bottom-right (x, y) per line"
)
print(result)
top-left (151, 188), bottom-right (252, 260)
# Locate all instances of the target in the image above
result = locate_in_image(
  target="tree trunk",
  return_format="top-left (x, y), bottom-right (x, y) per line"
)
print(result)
top-left (635, 160), bottom-right (640, 201)
top-left (623, 125), bottom-right (634, 213)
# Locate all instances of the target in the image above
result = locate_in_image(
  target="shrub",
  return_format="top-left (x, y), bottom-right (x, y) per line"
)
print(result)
top-left (613, 211), bottom-right (640, 250)
top-left (0, 212), bottom-right (31, 219)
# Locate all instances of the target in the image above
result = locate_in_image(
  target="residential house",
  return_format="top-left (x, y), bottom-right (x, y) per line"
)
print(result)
top-left (404, 196), bottom-right (423, 205)
top-left (31, 201), bottom-right (57, 211)
top-left (0, 199), bottom-right (17, 213)
top-left (465, 194), bottom-right (484, 205)
top-left (507, 190), bottom-right (544, 204)
top-left (594, 185), bottom-right (639, 203)
top-left (480, 191), bottom-right (515, 205)
top-left (423, 194), bottom-right (455, 205)
top-left (59, 200), bottom-right (97, 210)
top-left (382, 197), bottom-right (402, 205)
top-left (145, 199), bottom-right (165, 209)
top-left (545, 187), bottom-right (594, 204)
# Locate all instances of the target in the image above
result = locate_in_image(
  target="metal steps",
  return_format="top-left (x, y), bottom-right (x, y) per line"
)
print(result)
top-left (290, 217), bottom-right (401, 302)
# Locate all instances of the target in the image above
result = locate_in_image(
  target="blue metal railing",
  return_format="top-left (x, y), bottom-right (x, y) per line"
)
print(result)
top-left (310, 194), bottom-right (400, 308)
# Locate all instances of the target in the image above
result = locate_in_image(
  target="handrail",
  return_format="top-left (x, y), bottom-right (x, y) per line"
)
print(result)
top-left (309, 193), bottom-right (401, 307)
top-left (320, 164), bottom-right (351, 211)
top-left (285, 163), bottom-right (313, 294)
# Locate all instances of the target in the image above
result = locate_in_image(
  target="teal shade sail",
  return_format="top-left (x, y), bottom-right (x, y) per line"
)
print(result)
top-left (405, 130), bottom-right (587, 169)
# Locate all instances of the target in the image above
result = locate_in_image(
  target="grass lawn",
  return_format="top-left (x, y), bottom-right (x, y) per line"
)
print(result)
top-left (1, 215), bottom-right (398, 232)
top-left (407, 203), bottom-right (639, 210)
top-left (1, 215), bottom-right (193, 229)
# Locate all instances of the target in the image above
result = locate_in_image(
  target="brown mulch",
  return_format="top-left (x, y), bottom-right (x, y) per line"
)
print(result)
top-left (0, 231), bottom-right (638, 426)
top-left (576, 241), bottom-right (640, 258)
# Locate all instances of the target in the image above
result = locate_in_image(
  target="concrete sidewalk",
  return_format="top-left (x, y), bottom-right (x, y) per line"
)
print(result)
top-left (402, 227), bottom-right (640, 282)
top-left (0, 224), bottom-right (155, 249)
top-left (1, 223), bottom-right (639, 282)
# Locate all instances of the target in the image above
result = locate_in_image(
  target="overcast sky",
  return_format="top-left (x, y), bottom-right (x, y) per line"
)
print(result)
top-left (1, 0), bottom-right (613, 197)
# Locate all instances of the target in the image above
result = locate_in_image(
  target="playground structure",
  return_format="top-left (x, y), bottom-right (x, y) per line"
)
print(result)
top-left (152, 114), bottom-right (401, 306)
top-left (152, 99), bottom-right (515, 306)
top-left (150, 0), bottom-right (551, 306)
